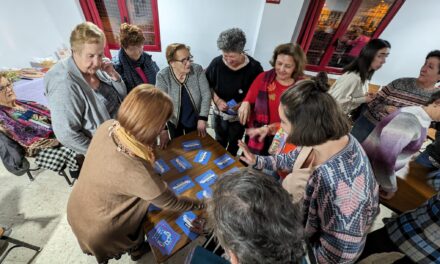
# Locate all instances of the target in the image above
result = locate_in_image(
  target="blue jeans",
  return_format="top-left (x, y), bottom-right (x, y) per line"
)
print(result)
top-left (415, 151), bottom-right (440, 191)
top-left (350, 114), bottom-right (376, 143)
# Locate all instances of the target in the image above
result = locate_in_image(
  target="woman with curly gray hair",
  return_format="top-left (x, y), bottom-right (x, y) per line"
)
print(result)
top-left (206, 28), bottom-right (263, 156)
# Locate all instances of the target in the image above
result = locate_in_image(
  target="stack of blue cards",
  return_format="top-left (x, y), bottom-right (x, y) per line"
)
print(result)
top-left (194, 150), bottom-right (212, 165)
top-left (170, 156), bottom-right (192, 173)
top-left (182, 140), bottom-right (202, 151)
top-left (147, 220), bottom-right (181, 256)
top-left (154, 159), bottom-right (170, 174)
top-left (169, 175), bottom-right (196, 195)
top-left (226, 99), bottom-right (238, 115)
top-left (214, 154), bottom-right (235, 169)
top-left (175, 211), bottom-right (198, 240)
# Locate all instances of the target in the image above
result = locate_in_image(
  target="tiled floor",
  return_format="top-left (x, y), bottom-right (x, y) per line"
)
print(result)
top-left (0, 128), bottom-right (395, 264)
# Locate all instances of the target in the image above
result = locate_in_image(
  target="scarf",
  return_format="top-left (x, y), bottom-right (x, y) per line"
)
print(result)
top-left (0, 100), bottom-right (59, 156)
top-left (118, 48), bottom-right (158, 93)
top-left (247, 69), bottom-right (277, 154)
top-left (111, 121), bottom-right (155, 163)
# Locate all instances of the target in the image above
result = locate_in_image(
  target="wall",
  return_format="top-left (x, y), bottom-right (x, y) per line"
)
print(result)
top-left (370, 0), bottom-right (440, 85)
top-left (0, 0), bottom-right (83, 69)
top-left (253, 0), bottom-right (305, 70)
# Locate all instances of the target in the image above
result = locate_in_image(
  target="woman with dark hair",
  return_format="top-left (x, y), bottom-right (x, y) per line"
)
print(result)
top-left (67, 85), bottom-right (203, 263)
top-left (238, 43), bottom-right (306, 155)
top-left (113, 23), bottom-right (159, 93)
top-left (352, 50), bottom-right (440, 143)
top-left (238, 74), bottom-right (379, 264)
top-left (329, 38), bottom-right (390, 115)
top-left (206, 28), bottom-right (263, 156)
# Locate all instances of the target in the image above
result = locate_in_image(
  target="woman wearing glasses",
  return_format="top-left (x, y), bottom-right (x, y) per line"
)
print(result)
top-left (156, 43), bottom-right (211, 148)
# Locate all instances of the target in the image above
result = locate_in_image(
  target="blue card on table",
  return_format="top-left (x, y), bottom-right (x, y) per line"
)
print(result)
top-left (170, 156), bottom-right (192, 173)
top-left (153, 159), bottom-right (170, 174)
top-left (169, 175), bottom-right (196, 195)
top-left (147, 220), bottom-right (180, 256)
top-left (226, 99), bottom-right (238, 115)
top-left (148, 204), bottom-right (161, 212)
top-left (214, 154), bottom-right (235, 170)
top-left (175, 211), bottom-right (198, 241)
top-left (194, 150), bottom-right (212, 165)
top-left (195, 170), bottom-right (217, 189)
top-left (196, 188), bottom-right (213, 200)
top-left (182, 140), bottom-right (202, 151)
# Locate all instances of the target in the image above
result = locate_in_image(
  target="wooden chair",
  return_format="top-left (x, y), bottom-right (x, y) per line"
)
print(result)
top-left (380, 161), bottom-right (436, 213)
top-left (0, 226), bottom-right (41, 262)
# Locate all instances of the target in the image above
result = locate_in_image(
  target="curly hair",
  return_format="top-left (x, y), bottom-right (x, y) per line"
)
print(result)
top-left (207, 168), bottom-right (305, 264)
top-left (217, 28), bottom-right (246, 53)
top-left (119, 23), bottom-right (145, 49)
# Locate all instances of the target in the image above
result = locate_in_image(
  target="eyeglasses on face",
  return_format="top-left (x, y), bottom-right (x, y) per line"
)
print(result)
top-left (174, 55), bottom-right (193, 64)
top-left (0, 82), bottom-right (13, 92)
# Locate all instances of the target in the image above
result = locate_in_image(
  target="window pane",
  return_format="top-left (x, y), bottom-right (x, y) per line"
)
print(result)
top-left (125, 0), bottom-right (156, 45)
top-left (328, 0), bottom-right (396, 68)
top-left (95, 0), bottom-right (121, 46)
top-left (306, 0), bottom-right (351, 66)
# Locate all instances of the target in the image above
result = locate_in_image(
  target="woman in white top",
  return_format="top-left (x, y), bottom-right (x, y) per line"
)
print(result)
top-left (329, 39), bottom-right (391, 115)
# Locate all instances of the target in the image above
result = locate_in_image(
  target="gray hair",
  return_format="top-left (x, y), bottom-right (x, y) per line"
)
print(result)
top-left (217, 28), bottom-right (246, 53)
top-left (207, 168), bottom-right (305, 264)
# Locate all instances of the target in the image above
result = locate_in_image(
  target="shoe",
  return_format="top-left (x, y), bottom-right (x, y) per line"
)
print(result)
top-left (130, 242), bottom-right (151, 261)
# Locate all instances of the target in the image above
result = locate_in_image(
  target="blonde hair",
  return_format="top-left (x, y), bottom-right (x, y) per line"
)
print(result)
top-left (117, 85), bottom-right (173, 146)
top-left (165, 43), bottom-right (190, 64)
top-left (119, 23), bottom-right (145, 49)
top-left (70, 22), bottom-right (105, 52)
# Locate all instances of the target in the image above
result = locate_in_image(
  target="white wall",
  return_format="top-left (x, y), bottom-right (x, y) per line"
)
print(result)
top-left (371, 0), bottom-right (440, 85)
top-left (149, 0), bottom-right (264, 69)
top-left (0, 0), bottom-right (83, 69)
top-left (253, 0), bottom-right (305, 70)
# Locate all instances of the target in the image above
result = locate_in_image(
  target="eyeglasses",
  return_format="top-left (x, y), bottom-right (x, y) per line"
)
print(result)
top-left (0, 82), bottom-right (12, 92)
top-left (174, 55), bottom-right (193, 64)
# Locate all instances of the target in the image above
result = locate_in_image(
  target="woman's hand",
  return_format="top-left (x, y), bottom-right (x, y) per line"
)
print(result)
top-left (238, 140), bottom-right (256, 166)
top-left (101, 58), bottom-right (120, 81)
top-left (159, 130), bottom-right (169, 149)
top-left (215, 98), bottom-right (228, 112)
top-left (385, 105), bottom-right (398, 114)
top-left (246, 126), bottom-right (269, 142)
top-left (238, 102), bottom-right (251, 125)
top-left (190, 217), bottom-right (208, 235)
top-left (197, 120), bottom-right (207, 137)
top-left (365, 92), bottom-right (376, 103)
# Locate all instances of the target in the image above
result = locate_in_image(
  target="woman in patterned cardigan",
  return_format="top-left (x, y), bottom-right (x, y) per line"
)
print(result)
top-left (238, 74), bottom-right (379, 264)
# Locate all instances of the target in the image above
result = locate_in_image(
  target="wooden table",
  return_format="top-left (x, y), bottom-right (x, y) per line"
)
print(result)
top-left (145, 132), bottom-right (244, 263)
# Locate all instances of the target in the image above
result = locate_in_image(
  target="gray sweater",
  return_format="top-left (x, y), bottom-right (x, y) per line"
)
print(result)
top-left (44, 57), bottom-right (126, 154)
top-left (156, 63), bottom-right (211, 126)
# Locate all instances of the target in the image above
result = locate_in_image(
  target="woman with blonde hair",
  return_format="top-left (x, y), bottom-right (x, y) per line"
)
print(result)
top-left (113, 23), bottom-right (159, 92)
top-left (67, 85), bottom-right (203, 263)
top-left (45, 22), bottom-right (126, 155)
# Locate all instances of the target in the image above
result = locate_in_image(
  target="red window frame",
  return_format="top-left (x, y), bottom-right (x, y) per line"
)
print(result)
top-left (79, 0), bottom-right (161, 57)
top-left (297, 0), bottom-right (405, 74)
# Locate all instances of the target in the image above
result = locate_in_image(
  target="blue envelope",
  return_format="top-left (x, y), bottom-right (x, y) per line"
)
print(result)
top-left (196, 188), bottom-right (213, 200)
top-left (154, 159), bottom-right (170, 174)
top-left (213, 154), bottom-right (235, 170)
top-left (175, 211), bottom-right (198, 241)
top-left (195, 170), bottom-right (217, 189)
top-left (194, 150), bottom-right (212, 165)
top-left (182, 140), bottom-right (202, 151)
top-left (170, 156), bottom-right (192, 173)
top-left (169, 175), bottom-right (196, 195)
top-left (147, 220), bottom-right (181, 256)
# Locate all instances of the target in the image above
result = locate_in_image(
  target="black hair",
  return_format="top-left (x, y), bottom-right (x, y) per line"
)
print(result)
top-left (344, 38), bottom-right (391, 83)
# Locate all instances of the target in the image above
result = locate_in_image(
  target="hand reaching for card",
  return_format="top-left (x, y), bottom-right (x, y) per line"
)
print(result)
top-left (238, 140), bottom-right (256, 166)
top-left (246, 126), bottom-right (269, 142)
top-left (189, 217), bottom-right (208, 235)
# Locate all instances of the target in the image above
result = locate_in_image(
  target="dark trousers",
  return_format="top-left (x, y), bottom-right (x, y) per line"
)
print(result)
top-left (168, 122), bottom-right (197, 139)
top-left (213, 115), bottom-right (245, 156)
top-left (357, 226), bottom-right (415, 263)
